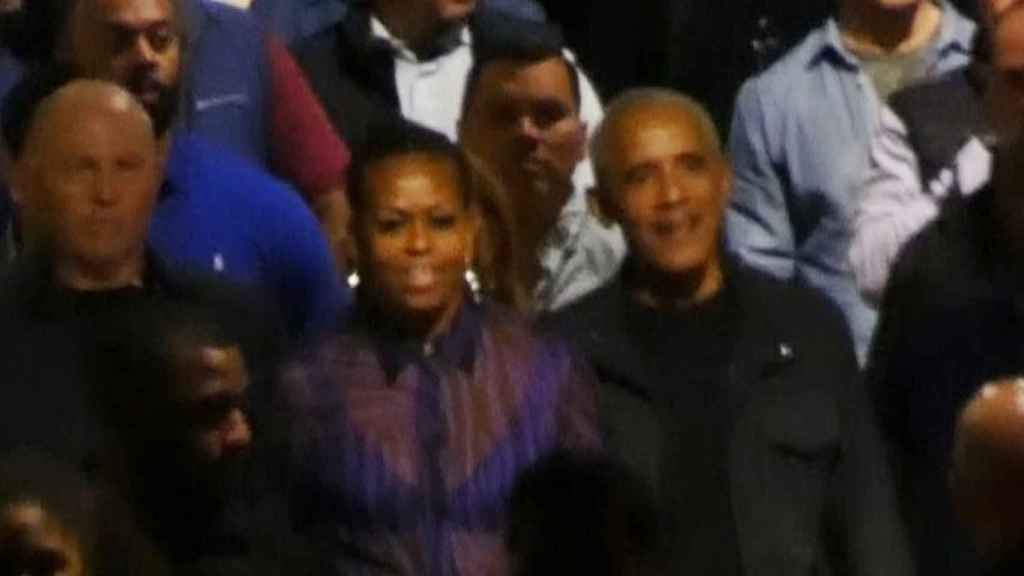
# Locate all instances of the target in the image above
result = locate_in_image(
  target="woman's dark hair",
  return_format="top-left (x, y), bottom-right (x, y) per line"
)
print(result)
top-left (345, 119), bottom-right (475, 217)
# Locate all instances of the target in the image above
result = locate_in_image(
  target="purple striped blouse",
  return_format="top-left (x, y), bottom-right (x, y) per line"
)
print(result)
top-left (283, 301), bottom-right (600, 575)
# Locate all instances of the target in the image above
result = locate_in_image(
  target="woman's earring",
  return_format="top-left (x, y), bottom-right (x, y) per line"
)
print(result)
top-left (347, 271), bottom-right (360, 289)
top-left (465, 268), bottom-right (481, 302)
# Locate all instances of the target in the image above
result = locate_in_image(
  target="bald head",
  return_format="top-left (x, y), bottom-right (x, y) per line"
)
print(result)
top-left (591, 88), bottom-right (721, 192)
top-left (952, 378), bottom-right (1024, 558)
top-left (23, 80), bottom-right (154, 160)
top-left (9, 77), bottom-right (161, 290)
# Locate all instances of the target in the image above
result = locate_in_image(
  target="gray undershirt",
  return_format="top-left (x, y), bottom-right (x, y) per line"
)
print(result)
top-left (860, 43), bottom-right (933, 102)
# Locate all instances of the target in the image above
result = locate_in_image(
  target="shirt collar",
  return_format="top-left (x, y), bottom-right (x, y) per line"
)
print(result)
top-left (539, 188), bottom-right (588, 272)
top-left (14, 248), bottom-right (172, 320)
top-left (357, 296), bottom-right (483, 383)
top-left (367, 13), bottom-right (471, 62)
top-left (809, 3), bottom-right (974, 70)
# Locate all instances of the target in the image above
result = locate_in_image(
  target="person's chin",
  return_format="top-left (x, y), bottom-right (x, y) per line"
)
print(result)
top-left (401, 292), bottom-right (447, 315)
top-left (438, 0), bottom-right (477, 21)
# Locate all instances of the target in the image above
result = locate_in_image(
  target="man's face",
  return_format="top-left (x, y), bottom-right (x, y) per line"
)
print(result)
top-left (599, 104), bottom-right (730, 278)
top-left (989, 8), bottom-right (1024, 155)
top-left (170, 345), bottom-right (253, 467)
top-left (67, 0), bottom-right (181, 133)
top-left (460, 57), bottom-right (585, 225)
top-left (12, 90), bottom-right (160, 276)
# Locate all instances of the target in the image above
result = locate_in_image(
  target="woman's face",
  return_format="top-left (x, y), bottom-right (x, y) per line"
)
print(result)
top-left (356, 153), bottom-right (477, 333)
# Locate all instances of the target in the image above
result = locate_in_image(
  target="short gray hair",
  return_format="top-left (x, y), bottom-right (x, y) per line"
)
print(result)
top-left (590, 88), bottom-right (722, 190)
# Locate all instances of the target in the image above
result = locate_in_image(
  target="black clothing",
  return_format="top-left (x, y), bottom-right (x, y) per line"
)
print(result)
top-left (291, 2), bottom-right (546, 146)
top-left (888, 64), bottom-right (990, 189)
top-left (551, 262), bottom-right (912, 576)
top-left (576, 272), bottom-right (741, 576)
top-left (868, 183), bottom-right (1024, 576)
top-left (0, 252), bottom-right (277, 467)
top-left (573, 0), bottom-right (830, 130)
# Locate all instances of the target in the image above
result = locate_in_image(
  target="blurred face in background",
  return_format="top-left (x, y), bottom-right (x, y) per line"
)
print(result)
top-left (66, 0), bottom-right (182, 135)
top-left (169, 344), bottom-right (252, 467)
top-left (460, 57), bottom-right (585, 233)
top-left (356, 152), bottom-right (478, 336)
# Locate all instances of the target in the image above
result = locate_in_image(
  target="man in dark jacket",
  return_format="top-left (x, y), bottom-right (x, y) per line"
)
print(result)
top-left (87, 297), bottom-right (319, 576)
top-left (867, 6), bottom-right (1024, 575)
top-left (0, 69), bottom-right (278, 472)
top-left (551, 88), bottom-right (911, 576)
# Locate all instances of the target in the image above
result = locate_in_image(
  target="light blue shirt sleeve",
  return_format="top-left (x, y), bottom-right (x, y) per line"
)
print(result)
top-left (849, 105), bottom-right (940, 306)
top-left (726, 80), bottom-right (796, 280)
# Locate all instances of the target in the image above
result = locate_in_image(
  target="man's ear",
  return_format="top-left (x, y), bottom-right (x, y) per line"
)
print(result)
top-left (716, 157), bottom-right (734, 208)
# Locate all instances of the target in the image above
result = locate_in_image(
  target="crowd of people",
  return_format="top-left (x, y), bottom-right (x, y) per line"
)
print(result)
top-left (0, 0), bottom-right (1021, 574)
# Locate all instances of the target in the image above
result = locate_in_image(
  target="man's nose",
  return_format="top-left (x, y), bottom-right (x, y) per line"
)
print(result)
top-left (222, 409), bottom-right (252, 453)
top-left (515, 115), bottom-right (544, 142)
top-left (130, 35), bottom-right (159, 67)
top-left (655, 170), bottom-right (686, 206)
top-left (91, 169), bottom-right (119, 207)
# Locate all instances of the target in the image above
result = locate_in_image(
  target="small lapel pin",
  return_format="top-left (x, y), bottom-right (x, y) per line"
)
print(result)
top-left (777, 342), bottom-right (795, 362)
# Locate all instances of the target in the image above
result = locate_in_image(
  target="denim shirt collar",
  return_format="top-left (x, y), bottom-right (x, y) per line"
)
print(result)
top-left (356, 296), bottom-right (484, 384)
top-left (538, 190), bottom-right (588, 285)
top-left (810, 3), bottom-right (974, 71)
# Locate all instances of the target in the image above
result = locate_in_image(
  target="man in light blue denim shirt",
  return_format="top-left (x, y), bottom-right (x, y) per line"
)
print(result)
top-left (726, 0), bottom-right (974, 364)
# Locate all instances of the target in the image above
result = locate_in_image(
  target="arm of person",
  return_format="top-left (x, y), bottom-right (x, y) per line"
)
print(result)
top-left (725, 81), bottom-right (796, 279)
top-left (858, 245), bottom-right (936, 571)
top-left (266, 33), bottom-right (352, 268)
top-left (849, 106), bottom-right (940, 306)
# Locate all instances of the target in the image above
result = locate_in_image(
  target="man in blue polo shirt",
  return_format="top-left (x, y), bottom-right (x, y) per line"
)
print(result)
top-left (150, 133), bottom-right (349, 339)
top-left (1, 0), bottom-right (349, 339)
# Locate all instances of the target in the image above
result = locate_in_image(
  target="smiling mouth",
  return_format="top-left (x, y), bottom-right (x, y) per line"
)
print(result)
top-left (652, 215), bottom-right (703, 237)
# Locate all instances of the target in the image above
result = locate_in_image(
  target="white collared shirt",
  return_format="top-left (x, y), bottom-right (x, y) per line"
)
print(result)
top-left (369, 16), bottom-right (474, 141)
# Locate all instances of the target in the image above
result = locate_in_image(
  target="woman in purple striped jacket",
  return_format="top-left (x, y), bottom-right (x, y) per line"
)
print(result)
top-left (282, 121), bottom-right (600, 576)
